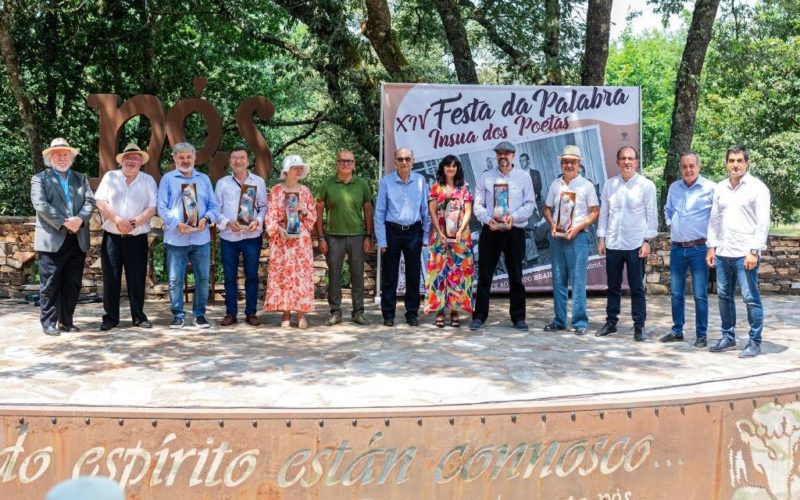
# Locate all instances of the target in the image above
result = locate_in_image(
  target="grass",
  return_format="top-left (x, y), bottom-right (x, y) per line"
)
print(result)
top-left (770, 223), bottom-right (800, 237)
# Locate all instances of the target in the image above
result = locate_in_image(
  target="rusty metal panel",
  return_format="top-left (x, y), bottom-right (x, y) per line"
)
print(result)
top-left (1, 392), bottom-right (799, 498)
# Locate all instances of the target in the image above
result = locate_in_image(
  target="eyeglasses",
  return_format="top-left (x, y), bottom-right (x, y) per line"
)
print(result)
top-left (337, 159), bottom-right (355, 164)
top-left (395, 157), bottom-right (413, 163)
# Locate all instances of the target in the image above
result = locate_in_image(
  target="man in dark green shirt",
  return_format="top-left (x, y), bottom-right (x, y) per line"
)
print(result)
top-left (315, 150), bottom-right (374, 325)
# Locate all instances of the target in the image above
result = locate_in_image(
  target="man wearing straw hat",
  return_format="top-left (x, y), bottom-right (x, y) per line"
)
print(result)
top-left (94, 143), bottom-right (158, 331)
top-left (542, 145), bottom-right (600, 335)
top-left (31, 138), bottom-right (96, 336)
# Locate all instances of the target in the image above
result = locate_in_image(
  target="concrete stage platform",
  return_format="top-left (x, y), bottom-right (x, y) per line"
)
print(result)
top-left (2, 295), bottom-right (800, 499)
top-left (1, 295), bottom-right (797, 409)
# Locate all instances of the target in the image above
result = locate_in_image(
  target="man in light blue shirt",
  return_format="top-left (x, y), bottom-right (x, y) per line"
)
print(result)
top-left (660, 152), bottom-right (715, 347)
top-left (375, 147), bottom-right (430, 327)
top-left (215, 145), bottom-right (267, 328)
top-left (157, 142), bottom-right (220, 329)
top-left (469, 141), bottom-right (536, 331)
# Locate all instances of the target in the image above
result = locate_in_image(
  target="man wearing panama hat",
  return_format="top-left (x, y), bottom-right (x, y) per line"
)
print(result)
top-left (542, 145), bottom-right (600, 335)
top-left (31, 138), bottom-right (96, 336)
top-left (94, 143), bottom-right (158, 331)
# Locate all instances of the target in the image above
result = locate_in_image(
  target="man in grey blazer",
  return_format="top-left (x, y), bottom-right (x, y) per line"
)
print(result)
top-left (31, 138), bottom-right (96, 336)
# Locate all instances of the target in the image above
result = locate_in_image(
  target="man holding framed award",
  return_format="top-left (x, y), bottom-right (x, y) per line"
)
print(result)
top-left (157, 142), bottom-right (221, 329)
top-left (542, 145), bottom-right (599, 335)
top-left (469, 141), bottom-right (536, 331)
top-left (215, 145), bottom-right (268, 327)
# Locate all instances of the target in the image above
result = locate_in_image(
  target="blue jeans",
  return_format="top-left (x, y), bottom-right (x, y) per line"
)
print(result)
top-left (166, 243), bottom-right (210, 319)
top-left (550, 231), bottom-right (589, 328)
top-left (670, 244), bottom-right (709, 338)
top-left (220, 236), bottom-right (261, 317)
top-left (715, 255), bottom-right (763, 345)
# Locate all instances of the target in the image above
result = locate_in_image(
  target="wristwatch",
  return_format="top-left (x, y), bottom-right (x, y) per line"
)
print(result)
top-left (750, 249), bottom-right (760, 256)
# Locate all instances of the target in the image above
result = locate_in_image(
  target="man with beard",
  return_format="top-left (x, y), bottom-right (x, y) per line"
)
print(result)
top-left (157, 142), bottom-right (220, 329)
top-left (469, 141), bottom-right (535, 331)
top-left (31, 138), bottom-right (96, 336)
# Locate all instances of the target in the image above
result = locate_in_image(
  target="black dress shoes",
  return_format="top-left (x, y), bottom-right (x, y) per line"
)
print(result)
top-left (595, 322), bottom-right (617, 337)
top-left (100, 321), bottom-right (118, 331)
top-left (383, 318), bottom-right (395, 327)
top-left (43, 326), bottom-right (60, 336)
top-left (659, 332), bottom-right (684, 343)
top-left (406, 317), bottom-right (419, 327)
top-left (59, 324), bottom-right (80, 332)
top-left (633, 326), bottom-right (645, 342)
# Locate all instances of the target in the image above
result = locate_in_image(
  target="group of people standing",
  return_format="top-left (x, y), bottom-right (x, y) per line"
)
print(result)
top-left (31, 137), bottom-right (771, 358)
top-left (376, 141), bottom-right (770, 358)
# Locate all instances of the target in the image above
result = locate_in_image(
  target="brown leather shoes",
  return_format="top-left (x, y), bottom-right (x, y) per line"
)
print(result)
top-left (245, 315), bottom-right (261, 326)
top-left (220, 315), bottom-right (238, 326)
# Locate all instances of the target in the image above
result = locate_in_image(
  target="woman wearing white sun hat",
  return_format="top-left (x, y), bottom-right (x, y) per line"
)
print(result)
top-left (264, 155), bottom-right (317, 328)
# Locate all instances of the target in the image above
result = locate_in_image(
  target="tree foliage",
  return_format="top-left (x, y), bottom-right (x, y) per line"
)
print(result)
top-left (0, 0), bottom-right (796, 224)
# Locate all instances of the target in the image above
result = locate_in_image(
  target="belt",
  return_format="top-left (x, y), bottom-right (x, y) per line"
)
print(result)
top-left (386, 221), bottom-right (421, 231)
top-left (674, 238), bottom-right (706, 248)
top-left (107, 231), bottom-right (142, 239)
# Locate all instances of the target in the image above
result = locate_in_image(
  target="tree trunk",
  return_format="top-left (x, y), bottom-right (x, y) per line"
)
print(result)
top-left (543, 0), bottom-right (562, 84)
top-left (362, 0), bottom-right (414, 80)
top-left (581, 0), bottom-right (613, 86)
top-left (0, 4), bottom-right (45, 173)
top-left (661, 0), bottom-right (721, 228)
top-left (433, 0), bottom-right (479, 84)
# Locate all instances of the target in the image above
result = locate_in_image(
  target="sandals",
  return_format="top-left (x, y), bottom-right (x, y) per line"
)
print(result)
top-left (450, 313), bottom-right (460, 328)
top-left (435, 314), bottom-right (445, 328)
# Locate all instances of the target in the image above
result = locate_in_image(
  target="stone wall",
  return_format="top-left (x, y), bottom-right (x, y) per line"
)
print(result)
top-left (0, 216), bottom-right (378, 301)
top-left (645, 234), bottom-right (800, 294)
top-left (2, 216), bottom-right (797, 299)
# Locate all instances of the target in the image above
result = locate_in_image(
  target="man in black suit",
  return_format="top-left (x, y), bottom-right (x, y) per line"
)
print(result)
top-left (31, 138), bottom-right (96, 336)
top-left (519, 153), bottom-right (545, 266)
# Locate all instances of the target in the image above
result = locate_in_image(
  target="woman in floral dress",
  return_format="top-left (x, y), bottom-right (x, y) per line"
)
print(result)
top-left (423, 155), bottom-right (475, 327)
top-left (264, 155), bottom-right (317, 328)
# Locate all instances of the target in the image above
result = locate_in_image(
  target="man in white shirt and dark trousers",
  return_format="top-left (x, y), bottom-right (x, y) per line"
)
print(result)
top-left (95, 143), bottom-right (158, 331)
top-left (469, 141), bottom-right (536, 331)
top-left (596, 146), bottom-right (658, 341)
top-left (706, 146), bottom-right (770, 358)
top-left (215, 145), bottom-right (268, 327)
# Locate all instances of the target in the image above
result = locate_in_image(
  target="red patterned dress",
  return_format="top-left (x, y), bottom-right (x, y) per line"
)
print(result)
top-left (423, 183), bottom-right (475, 314)
top-left (264, 184), bottom-right (317, 312)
